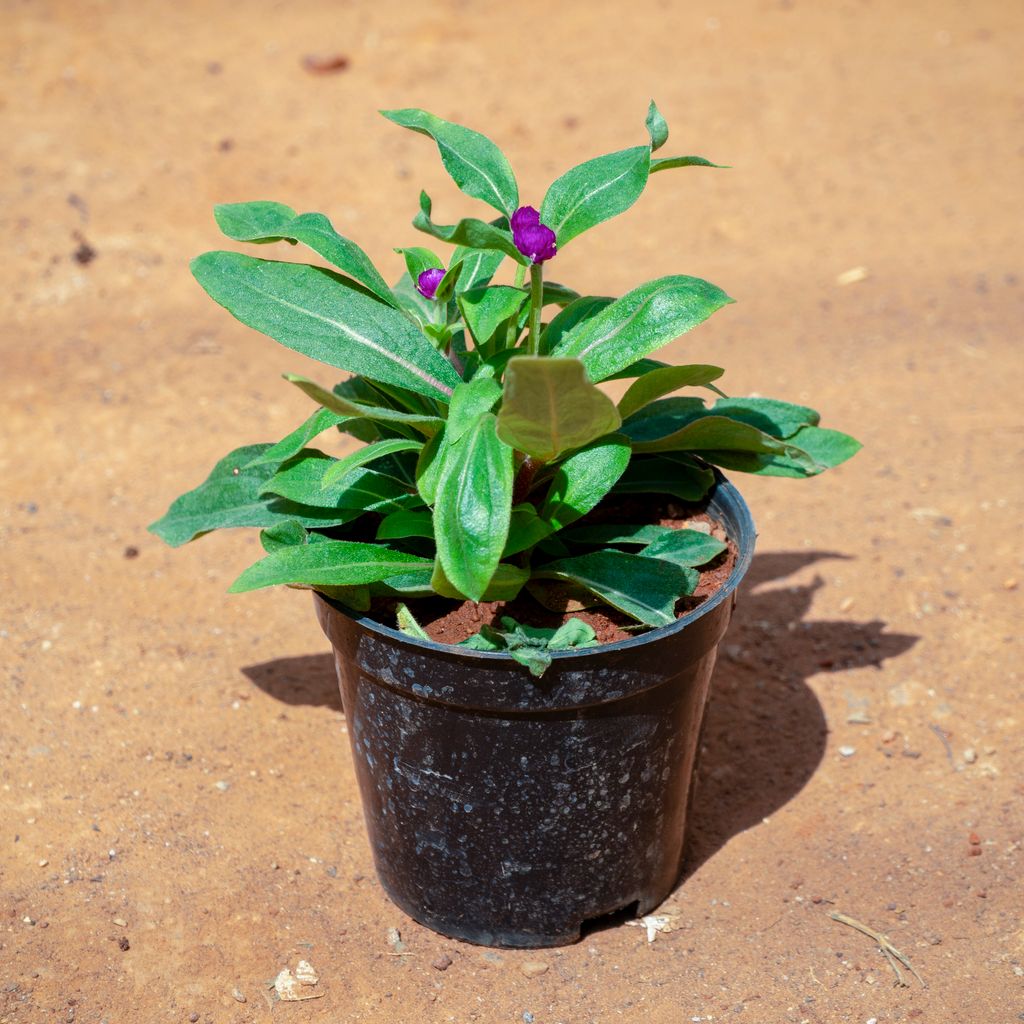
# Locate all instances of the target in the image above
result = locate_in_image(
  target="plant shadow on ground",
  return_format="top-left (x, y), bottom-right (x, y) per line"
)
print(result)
top-left (240, 552), bottom-right (919, 888)
top-left (680, 551), bottom-right (918, 881)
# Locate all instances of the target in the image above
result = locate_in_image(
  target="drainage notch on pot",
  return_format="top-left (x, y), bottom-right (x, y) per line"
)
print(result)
top-left (315, 477), bottom-right (755, 948)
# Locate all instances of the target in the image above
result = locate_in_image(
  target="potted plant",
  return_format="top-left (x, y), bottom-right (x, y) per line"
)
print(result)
top-left (150, 102), bottom-right (859, 948)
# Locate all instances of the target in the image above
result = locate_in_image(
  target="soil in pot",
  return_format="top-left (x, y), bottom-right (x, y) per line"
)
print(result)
top-left (367, 497), bottom-right (738, 645)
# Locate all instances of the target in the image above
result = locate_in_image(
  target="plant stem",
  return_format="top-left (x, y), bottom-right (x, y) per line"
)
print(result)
top-left (504, 263), bottom-right (528, 350)
top-left (527, 262), bottom-right (544, 356)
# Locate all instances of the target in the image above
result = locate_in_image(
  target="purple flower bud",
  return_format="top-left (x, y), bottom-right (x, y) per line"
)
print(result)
top-left (416, 267), bottom-right (446, 300)
top-left (511, 205), bottom-right (557, 264)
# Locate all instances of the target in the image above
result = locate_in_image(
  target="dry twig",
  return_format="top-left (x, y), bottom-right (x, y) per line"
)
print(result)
top-left (829, 911), bottom-right (926, 988)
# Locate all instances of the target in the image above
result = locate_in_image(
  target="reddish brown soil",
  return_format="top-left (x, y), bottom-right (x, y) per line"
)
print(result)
top-left (412, 503), bottom-right (738, 645)
top-left (3, 3), bottom-right (1022, 1023)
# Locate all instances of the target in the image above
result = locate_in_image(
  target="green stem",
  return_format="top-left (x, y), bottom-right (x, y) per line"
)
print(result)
top-left (504, 262), bottom-right (528, 350)
top-left (527, 262), bottom-right (544, 356)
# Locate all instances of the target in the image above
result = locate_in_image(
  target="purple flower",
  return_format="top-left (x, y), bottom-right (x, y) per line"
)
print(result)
top-left (510, 206), bottom-right (557, 264)
top-left (416, 267), bottom-right (446, 300)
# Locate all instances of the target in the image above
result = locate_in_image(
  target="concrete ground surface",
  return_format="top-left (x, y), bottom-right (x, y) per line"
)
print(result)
top-left (3, 1), bottom-right (1022, 1021)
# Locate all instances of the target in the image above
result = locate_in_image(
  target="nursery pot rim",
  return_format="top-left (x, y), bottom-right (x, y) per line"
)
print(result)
top-left (318, 472), bottom-right (756, 665)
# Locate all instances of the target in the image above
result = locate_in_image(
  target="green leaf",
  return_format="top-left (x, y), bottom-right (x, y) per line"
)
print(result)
top-left (285, 374), bottom-right (443, 436)
top-left (641, 530), bottom-right (727, 568)
top-left (551, 275), bottom-right (733, 382)
top-left (243, 407), bottom-right (347, 469)
top-left (503, 505), bottom-right (554, 557)
top-left (390, 270), bottom-right (435, 323)
top-left (630, 415), bottom-right (816, 469)
top-left (548, 617), bottom-right (599, 650)
top-left (262, 450), bottom-right (421, 513)
top-left (414, 429), bottom-right (446, 505)
top-left (613, 454), bottom-right (716, 502)
top-left (540, 146), bottom-right (651, 248)
top-left (446, 377), bottom-right (503, 442)
top-left (451, 246), bottom-right (504, 293)
top-left (618, 364), bottom-right (726, 419)
top-left (650, 155), bottom-right (727, 174)
top-left (320, 438), bottom-right (422, 489)
top-left (645, 100), bottom-right (669, 152)
top-left (540, 282), bottom-right (581, 308)
top-left (377, 509), bottom-right (435, 541)
top-left (707, 425), bottom-right (861, 477)
top-left (621, 396), bottom-right (708, 442)
top-left (229, 540), bottom-right (433, 593)
top-left (540, 434), bottom-right (631, 532)
top-left (395, 246), bottom-right (443, 281)
top-left (709, 397), bottom-right (819, 439)
top-left (148, 445), bottom-right (359, 547)
top-left (431, 561), bottom-right (528, 602)
top-left (458, 285), bottom-right (527, 348)
top-left (396, 603), bottom-right (432, 641)
top-left (541, 295), bottom-right (614, 354)
top-left (381, 108), bottom-right (519, 217)
top-left (496, 357), bottom-right (622, 462)
top-left (191, 252), bottom-right (461, 400)
top-left (414, 192), bottom-right (527, 265)
top-left (317, 585), bottom-right (372, 612)
top-left (433, 414), bottom-right (514, 601)
top-left (213, 202), bottom-right (397, 307)
top-left (434, 259), bottom-right (464, 302)
top-left (259, 519), bottom-right (308, 553)
top-left (536, 551), bottom-right (692, 626)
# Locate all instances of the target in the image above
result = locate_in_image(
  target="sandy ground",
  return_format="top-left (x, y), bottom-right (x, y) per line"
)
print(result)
top-left (3, 1), bottom-right (1023, 1021)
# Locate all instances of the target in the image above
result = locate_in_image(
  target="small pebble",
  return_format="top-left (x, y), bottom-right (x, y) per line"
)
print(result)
top-left (962, 748), bottom-right (977, 764)
top-left (524, 1014), bottom-right (535, 1023)
top-left (520, 961), bottom-right (549, 978)
top-left (968, 831), bottom-right (981, 845)
top-left (231, 988), bottom-right (246, 1003)
top-left (431, 953), bottom-right (453, 972)
top-left (215, 780), bottom-right (231, 792)
top-left (23, 916), bottom-right (35, 925)
top-left (38, 859), bottom-right (48, 867)
top-left (967, 846), bottom-right (982, 857)
top-left (839, 745), bottom-right (856, 757)
top-left (118, 937), bottom-right (130, 951)
top-left (189, 1014), bottom-right (200, 1023)
top-left (1003, 578), bottom-right (1018, 591)
top-left (113, 917), bottom-right (127, 927)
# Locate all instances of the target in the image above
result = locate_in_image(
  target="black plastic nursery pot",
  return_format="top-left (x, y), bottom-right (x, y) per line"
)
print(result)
top-left (314, 476), bottom-right (756, 948)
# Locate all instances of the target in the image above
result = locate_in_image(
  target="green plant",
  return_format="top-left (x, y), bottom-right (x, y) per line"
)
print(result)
top-left (150, 102), bottom-right (860, 651)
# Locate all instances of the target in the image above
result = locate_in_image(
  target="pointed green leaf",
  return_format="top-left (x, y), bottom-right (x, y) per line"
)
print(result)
top-left (229, 540), bottom-right (433, 593)
top-left (284, 374), bottom-right (443, 436)
top-left (414, 429), bottom-right (446, 505)
top-left (645, 101), bottom-right (669, 152)
top-left (213, 202), bottom-right (398, 307)
top-left (458, 285), bottom-right (528, 348)
top-left (537, 551), bottom-right (692, 626)
top-left (262, 450), bottom-right (421, 513)
top-left (243, 407), bottom-right (347, 469)
top-left (604, 358), bottom-right (669, 381)
top-left (650, 154), bottom-right (727, 173)
top-left (414, 192), bottom-right (527, 265)
top-left (630, 415), bottom-right (817, 469)
top-left (376, 509), bottom-right (435, 541)
top-left (433, 414), bottom-right (514, 601)
top-left (540, 434), bottom-right (631, 532)
top-left (320, 438), bottom-right (423, 489)
top-left (618, 364), bottom-right (726, 419)
top-left (641, 530), bottom-right (727, 568)
top-left (191, 252), bottom-right (460, 399)
top-left (148, 445), bottom-right (359, 547)
top-left (434, 259), bottom-right (463, 302)
top-left (540, 146), bottom-right (651, 248)
top-left (551, 275), bottom-right (733, 382)
top-left (381, 108), bottom-right (519, 217)
top-left (496, 357), bottom-right (622, 462)
top-left (706, 425), bottom-right (861, 477)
